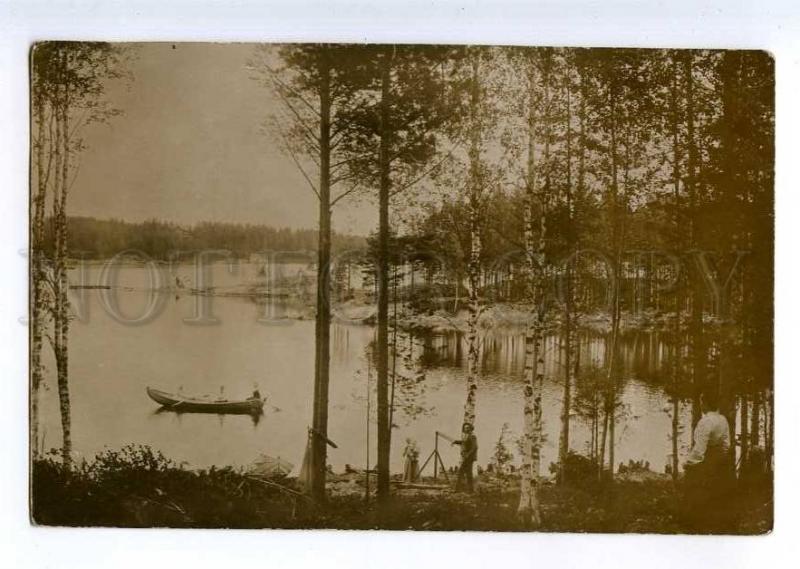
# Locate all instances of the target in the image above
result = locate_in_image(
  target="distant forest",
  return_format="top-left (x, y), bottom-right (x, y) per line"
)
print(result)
top-left (43, 216), bottom-right (366, 260)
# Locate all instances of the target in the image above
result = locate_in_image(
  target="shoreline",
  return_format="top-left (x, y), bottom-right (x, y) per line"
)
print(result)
top-left (31, 446), bottom-right (772, 533)
top-left (68, 277), bottom-right (731, 335)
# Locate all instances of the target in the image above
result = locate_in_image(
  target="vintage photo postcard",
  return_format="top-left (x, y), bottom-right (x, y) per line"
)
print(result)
top-left (29, 43), bottom-right (773, 533)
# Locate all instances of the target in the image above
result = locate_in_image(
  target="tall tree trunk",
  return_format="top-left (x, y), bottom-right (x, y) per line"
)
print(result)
top-left (739, 394), bottom-right (749, 467)
top-left (462, 52), bottom-right (482, 431)
top-left (750, 390), bottom-right (760, 449)
top-left (30, 87), bottom-right (49, 459)
top-left (599, 404), bottom-right (609, 479)
top-left (766, 388), bottom-right (774, 472)
top-left (684, 53), bottom-right (705, 432)
top-left (53, 52), bottom-right (72, 468)
top-left (559, 290), bottom-right (573, 483)
top-left (518, 56), bottom-right (544, 525)
top-left (558, 76), bottom-right (575, 485)
top-left (671, 373), bottom-right (680, 481)
top-left (605, 76), bottom-right (621, 481)
top-left (310, 52), bottom-right (332, 502)
top-left (607, 297), bottom-right (618, 479)
top-left (376, 49), bottom-right (393, 501)
top-left (669, 59), bottom-right (682, 482)
top-left (717, 52), bottom-right (742, 472)
top-left (532, 51), bottom-right (553, 481)
top-left (388, 264), bottom-right (399, 442)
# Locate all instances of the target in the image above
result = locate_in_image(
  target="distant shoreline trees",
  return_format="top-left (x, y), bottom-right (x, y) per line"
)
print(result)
top-left (42, 216), bottom-right (367, 260)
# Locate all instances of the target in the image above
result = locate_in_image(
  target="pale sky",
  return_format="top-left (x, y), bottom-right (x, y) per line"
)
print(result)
top-left (69, 43), bottom-right (375, 235)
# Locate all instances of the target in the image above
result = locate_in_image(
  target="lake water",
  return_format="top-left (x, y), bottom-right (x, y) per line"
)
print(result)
top-left (37, 262), bottom-right (696, 476)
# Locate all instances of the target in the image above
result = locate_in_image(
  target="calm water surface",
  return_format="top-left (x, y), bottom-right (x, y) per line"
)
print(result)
top-left (38, 263), bottom-right (694, 475)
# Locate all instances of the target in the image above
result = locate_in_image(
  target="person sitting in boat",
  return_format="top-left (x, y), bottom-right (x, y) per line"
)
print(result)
top-left (251, 383), bottom-right (262, 400)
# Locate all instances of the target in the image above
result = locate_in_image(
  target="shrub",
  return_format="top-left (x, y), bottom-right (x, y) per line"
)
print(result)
top-left (31, 445), bottom-right (301, 527)
top-left (549, 451), bottom-right (599, 487)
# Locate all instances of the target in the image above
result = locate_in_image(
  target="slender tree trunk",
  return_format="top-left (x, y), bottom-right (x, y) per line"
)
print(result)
top-left (519, 202), bottom-right (544, 523)
top-left (593, 383), bottom-right (599, 464)
top-left (605, 78), bottom-right (621, 482)
top-left (518, 56), bottom-right (545, 525)
top-left (717, 53), bottom-right (742, 474)
top-left (559, 297), bottom-right (573, 484)
top-left (669, 61), bottom-right (682, 482)
top-left (30, 88), bottom-right (49, 459)
top-left (599, 404), bottom-right (609, 479)
top-left (518, 61), bottom-right (538, 523)
top-left (376, 49), bottom-right (392, 501)
top-left (684, 54), bottom-right (705, 432)
top-left (767, 388), bottom-right (774, 471)
top-left (761, 391), bottom-right (768, 456)
top-left (740, 394), bottom-right (749, 468)
top-left (558, 74), bottom-right (575, 485)
top-left (52, 53), bottom-right (72, 468)
top-left (58, 91), bottom-right (72, 468)
top-left (462, 52), bottom-right (482, 431)
top-left (519, 202), bottom-right (545, 524)
top-left (532, 51), bottom-right (553, 481)
top-left (388, 264), bottom-right (399, 441)
top-left (671, 388), bottom-right (680, 480)
top-left (750, 390), bottom-right (760, 449)
top-left (310, 53), bottom-right (332, 502)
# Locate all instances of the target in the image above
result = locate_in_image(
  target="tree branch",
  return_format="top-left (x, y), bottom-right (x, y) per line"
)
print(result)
top-left (330, 183), bottom-right (365, 208)
top-left (280, 130), bottom-right (320, 199)
top-left (263, 65), bottom-right (322, 119)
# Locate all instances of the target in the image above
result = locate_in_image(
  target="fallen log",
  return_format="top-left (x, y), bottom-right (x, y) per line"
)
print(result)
top-left (392, 482), bottom-right (450, 490)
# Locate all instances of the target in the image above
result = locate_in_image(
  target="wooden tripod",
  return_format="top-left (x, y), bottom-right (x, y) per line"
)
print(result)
top-left (418, 430), bottom-right (452, 481)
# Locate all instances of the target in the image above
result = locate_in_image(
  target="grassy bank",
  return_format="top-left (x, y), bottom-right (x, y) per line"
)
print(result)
top-left (31, 446), bottom-right (772, 533)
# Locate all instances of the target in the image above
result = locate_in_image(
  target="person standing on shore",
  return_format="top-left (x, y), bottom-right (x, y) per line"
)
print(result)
top-left (452, 423), bottom-right (478, 492)
top-left (683, 388), bottom-right (734, 531)
top-left (402, 438), bottom-right (419, 482)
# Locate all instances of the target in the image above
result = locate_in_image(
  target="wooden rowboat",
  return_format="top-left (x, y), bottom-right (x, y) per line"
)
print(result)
top-left (146, 386), bottom-right (265, 415)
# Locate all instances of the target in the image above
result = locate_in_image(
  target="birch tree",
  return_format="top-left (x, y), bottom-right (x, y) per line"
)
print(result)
top-left (461, 49), bottom-right (485, 432)
top-left (30, 44), bottom-right (58, 459)
top-left (557, 51), bottom-right (580, 485)
top-left (501, 47), bottom-right (555, 526)
top-left (30, 42), bottom-right (126, 467)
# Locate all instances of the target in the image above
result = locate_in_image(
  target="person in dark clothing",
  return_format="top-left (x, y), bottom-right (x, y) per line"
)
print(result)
top-left (682, 388), bottom-right (736, 532)
top-left (452, 423), bottom-right (478, 492)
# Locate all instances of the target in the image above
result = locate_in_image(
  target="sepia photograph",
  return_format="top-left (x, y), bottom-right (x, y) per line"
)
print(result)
top-left (28, 42), bottom-right (773, 534)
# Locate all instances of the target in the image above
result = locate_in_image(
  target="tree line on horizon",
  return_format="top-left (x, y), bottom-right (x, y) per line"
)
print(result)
top-left (42, 216), bottom-right (367, 260)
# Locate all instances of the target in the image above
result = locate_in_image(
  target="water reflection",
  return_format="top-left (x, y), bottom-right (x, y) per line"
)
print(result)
top-left (153, 406), bottom-right (264, 426)
top-left (416, 327), bottom-right (675, 385)
top-left (37, 268), bottom-right (723, 476)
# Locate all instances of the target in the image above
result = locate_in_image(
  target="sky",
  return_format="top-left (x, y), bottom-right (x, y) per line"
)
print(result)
top-left (68, 43), bottom-right (375, 235)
